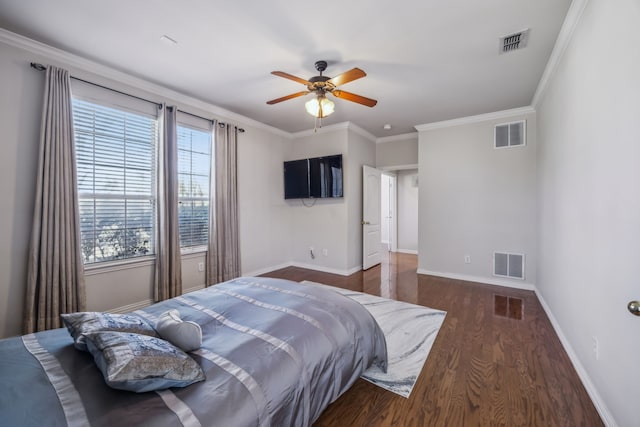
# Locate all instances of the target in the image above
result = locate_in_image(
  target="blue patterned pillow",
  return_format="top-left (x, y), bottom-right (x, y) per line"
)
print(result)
top-left (61, 312), bottom-right (158, 351)
top-left (84, 331), bottom-right (205, 393)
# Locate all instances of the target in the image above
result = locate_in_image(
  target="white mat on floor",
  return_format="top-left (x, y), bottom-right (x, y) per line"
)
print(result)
top-left (301, 281), bottom-right (446, 398)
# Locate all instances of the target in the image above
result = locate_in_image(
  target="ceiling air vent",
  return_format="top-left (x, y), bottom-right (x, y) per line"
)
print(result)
top-left (500, 29), bottom-right (530, 53)
top-left (495, 120), bottom-right (526, 148)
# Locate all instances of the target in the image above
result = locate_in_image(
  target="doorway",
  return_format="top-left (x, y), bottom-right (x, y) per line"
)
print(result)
top-left (362, 166), bottom-right (417, 270)
top-left (381, 168), bottom-right (419, 255)
top-left (380, 173), bottom-right (397, 253)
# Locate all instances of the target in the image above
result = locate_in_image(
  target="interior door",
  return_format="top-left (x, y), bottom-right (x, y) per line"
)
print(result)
top-left (362, 165), bottom-right (382, 269)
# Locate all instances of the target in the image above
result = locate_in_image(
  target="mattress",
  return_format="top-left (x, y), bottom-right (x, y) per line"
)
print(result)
top-left (0, 277), bottom-right (387, 427)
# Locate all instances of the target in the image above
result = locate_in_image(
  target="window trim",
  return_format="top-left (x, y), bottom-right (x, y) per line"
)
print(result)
top-left (181, 246), bottom-right (208, 256)
top-left (73, 96), bottom-right (159, 266)
top-left (83, 255), bottom-right (156, 275)
top-left (177, 123), bottom-right (212, 251)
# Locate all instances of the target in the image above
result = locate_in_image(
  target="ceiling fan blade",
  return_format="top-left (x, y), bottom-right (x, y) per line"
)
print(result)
top-left (266, 91), bottom-right (309, 105)
top-left (332, 90), bottom-right (377, 107)
top-left (328, 68), bottom-right (366, 87)
top-left (271, 71), bottom-right (310, 86)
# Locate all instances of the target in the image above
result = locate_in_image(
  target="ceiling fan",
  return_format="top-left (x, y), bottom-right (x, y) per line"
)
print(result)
top-left (267, 60), bottom-right (377, 119)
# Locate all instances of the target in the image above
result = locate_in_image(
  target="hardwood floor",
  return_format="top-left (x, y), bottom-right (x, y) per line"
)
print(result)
top-left (261, 253), bottom-right (603, 427)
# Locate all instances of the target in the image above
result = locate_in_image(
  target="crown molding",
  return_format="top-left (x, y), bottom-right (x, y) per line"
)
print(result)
top-left (346, 122), bottom-right (377, 142)
top-left (380, 164), bottom-right (419, 171)
top-left (290, 122), bottom-right (349, 138)
top-left (290, 121), bottom-right (376, 142)
top-left (0, 27), bottom-right (290, 139)
top-left (531, 0), bottom-right (590, 108)
top-left (414, 106), bottom-right (535, 132)
top-left (376, 132), bottom-right (418, 144)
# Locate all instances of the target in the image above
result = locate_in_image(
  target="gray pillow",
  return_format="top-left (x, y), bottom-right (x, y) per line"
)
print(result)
top-left (61, 312), bottom-right (158, 351)
top-left (84, 331), bottom-right (205, 393)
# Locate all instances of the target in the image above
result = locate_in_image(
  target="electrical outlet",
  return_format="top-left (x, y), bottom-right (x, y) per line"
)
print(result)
top-left (322, 249), bottom-right (328, 256)
top-left (464, 255), bottom-right (471, 264)
top-left (197, 262), bottom-right (204, 272)
top-left (592, 336), bottom-right (599, 360)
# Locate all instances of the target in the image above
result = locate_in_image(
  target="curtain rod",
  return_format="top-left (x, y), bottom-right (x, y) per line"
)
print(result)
top-left (172, 107), bottom-right (245, 133)
top-left (31, 62), bottom-right (162, 108)
top-left (31, 62), bottom-right (245, 133)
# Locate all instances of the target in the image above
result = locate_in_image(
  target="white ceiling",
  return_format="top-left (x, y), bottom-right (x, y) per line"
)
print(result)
top-left (0, 0), bottom-right (572, 137)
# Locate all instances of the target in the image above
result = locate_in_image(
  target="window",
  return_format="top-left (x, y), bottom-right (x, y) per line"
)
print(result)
top-left (177, 125), bottom-right (211, 249)
top-left (73, 98), bottom-right (158, 264)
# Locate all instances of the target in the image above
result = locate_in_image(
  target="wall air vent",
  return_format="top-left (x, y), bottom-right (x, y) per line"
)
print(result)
top-left (500, 29), bottom-right (530, 53)
top-left (494, 252), bottom-right (525, 280)
top-left (495, 120), bottom-right (526, 148)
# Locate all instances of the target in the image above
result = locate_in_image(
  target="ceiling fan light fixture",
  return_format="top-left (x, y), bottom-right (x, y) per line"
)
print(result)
top-left (268, 61), bottom-right (375, 129)
top-left (305, 95), bottom-right (335, 118)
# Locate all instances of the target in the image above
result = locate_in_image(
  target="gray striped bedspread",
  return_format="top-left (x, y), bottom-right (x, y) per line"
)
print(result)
top-left (0, 277), bottom-right (387, 426)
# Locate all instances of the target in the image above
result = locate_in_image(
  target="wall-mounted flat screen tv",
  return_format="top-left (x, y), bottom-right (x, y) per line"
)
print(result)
top-left (284, 154), bottom-right (343, 199)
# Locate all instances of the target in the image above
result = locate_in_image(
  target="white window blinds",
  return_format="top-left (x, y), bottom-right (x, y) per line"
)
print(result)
top-left (73, 98), bottom-right (158, 264)
top-left (177, 124), bottom-right (211, 249)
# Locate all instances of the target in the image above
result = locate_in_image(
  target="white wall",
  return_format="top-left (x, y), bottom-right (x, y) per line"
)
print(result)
top-left (377, 137), bottom-right (419, 255)
top-left (0, 42), bottom-right (42, 338)
top-left (237, 124), bottom-right (292, 276)
top-left (376, 136), bottom-right (418, 169)
top-left (535, 1), bottom-right (640, 425)
top-left (346, 129), bottom-right (376, 270)
top-left (286, 126), bottom-right (376, 274)
top-left (417, 111), bottom-right (537, 288)
top-left (0, 39), bottom-right (290, 338)
top-left (397, 169), bottom-right (418, 252)
top-left (287, 129), bottom-right (349, 272)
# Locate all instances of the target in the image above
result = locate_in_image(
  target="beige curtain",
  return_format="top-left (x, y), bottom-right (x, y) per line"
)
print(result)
top-left (206, 123), bottom-right (241, 285)
top-left (154, 105), bottom-right (182, 301)
top-left (24, 66), bottom-right (86, 333)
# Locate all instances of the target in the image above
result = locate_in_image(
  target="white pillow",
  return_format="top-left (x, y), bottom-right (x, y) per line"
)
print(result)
top-left (155, 309), bottom-right (202, 352)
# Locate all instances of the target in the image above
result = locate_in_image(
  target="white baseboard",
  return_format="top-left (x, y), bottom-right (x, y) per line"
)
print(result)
top-left (242, 262), bottom-right (292, 278)
top-left (395, 248), bottom-right (418, 255)
top-left (290, 262), bottom-right (360, 276)
top-left (534, 288), bottom-right (617, 427)
top-left (109, 299), bottom-right (153, 314)
top-left (108, 285), bottom-right (205, 314)
top-left (346, 265), bottom-right (363, 275)
top-left (183, 285), bottom-right (205, 294)
top-left (417, 269), bottom-right (535, 291)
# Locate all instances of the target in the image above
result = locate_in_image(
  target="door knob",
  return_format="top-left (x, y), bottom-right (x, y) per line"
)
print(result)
top-left (628, 301), bottom-right (640, 316)
top-left (361, 220), bottom-right (370, 225)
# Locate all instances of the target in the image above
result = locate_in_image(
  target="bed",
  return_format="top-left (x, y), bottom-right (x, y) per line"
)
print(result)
top-left (0, 277), bottom-right (387, 427)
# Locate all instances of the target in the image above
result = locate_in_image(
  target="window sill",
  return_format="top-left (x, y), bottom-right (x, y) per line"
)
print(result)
top-left (84, 249), bottom-right (207, 276)
top-left (181, 246), bottom-right (208, 259)
top-left (84, 255), bottom-right (156, 276)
